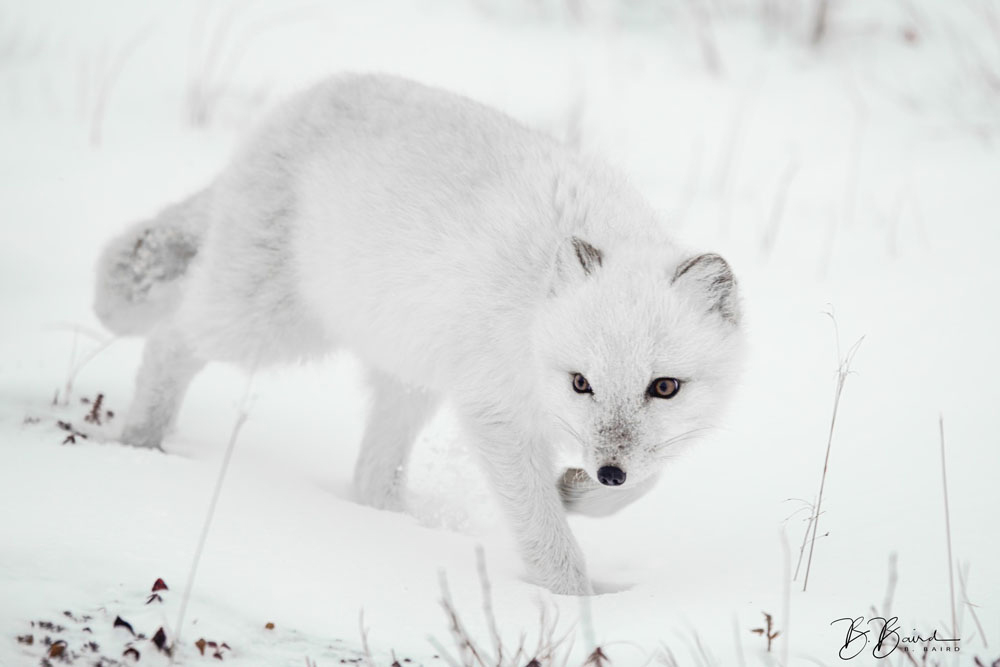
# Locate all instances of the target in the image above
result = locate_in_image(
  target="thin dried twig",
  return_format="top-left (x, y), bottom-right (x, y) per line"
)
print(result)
top-left (691, 631), bottom-right (717, 667)
top-left (760, 155), bottom-right (798, 257)
top-left (359, 610), bottom-right (375, 667)
top-left (439, 571), bottom-right (489, 666)
top-left (173, 374), bottom-right (255, 656)
top-left (475, 546), bottom-right (504, 666)
top-left (940, 416), bottom-right (958, 640)
top-left (882, 552), bottom-right (898, 620)
top-left (731, 615), bottom-right (746, 667)
top-left (47, 323), bottom-right (116, 406)
top-left (657, 643), bottom-right (681, 667)
top-left (779, 531), bottom-right (791, 665)
top-left (584, 646), bottom-right (611, 665)
top-left (749, 612), bottom-right (780, 653)
top-left (958, 563), bottom-right (988, 649)
top-left (685, 0), bottom-right (722, 75)
top-left (90, 23), bottom-right (156, 146)
top-left (810, 0), bottom-right (830, 45)
top-left (790, 496), bottom-right (818, 581)
top-left (803, 312), bottom-right (864, 591)
top-left (426, 635), bottom-right (461, 667)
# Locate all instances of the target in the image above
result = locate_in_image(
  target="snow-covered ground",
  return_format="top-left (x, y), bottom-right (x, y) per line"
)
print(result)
top-left (1, 0), bottom-right (999, 665)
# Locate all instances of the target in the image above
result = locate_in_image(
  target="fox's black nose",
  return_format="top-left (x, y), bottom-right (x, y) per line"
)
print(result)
top-left (597, 465), bottom-right (626, 487)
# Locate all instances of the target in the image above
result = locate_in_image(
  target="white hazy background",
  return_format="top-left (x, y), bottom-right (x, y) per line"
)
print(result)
top-left (1, 0), bottom-right (998, 665)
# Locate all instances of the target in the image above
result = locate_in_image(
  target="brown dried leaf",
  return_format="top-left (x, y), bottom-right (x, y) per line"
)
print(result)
top-left (585, 647), bottom-right (610, 666)
top-left (84, 394), bottom-right (105, 425)
top-left (114, 616), bottom-right (136, 636)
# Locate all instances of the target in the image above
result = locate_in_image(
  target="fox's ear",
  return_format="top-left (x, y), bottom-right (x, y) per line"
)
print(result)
top-left (671, 253), bottom-right (740, 324)
top-left (550, 236), bottom-right (603, 294)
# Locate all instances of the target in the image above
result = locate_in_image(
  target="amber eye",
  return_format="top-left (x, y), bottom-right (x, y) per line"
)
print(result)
top-left (648, 377), bottom-right (681, 399)
top-left (571, 373), bottom-right (592, 394)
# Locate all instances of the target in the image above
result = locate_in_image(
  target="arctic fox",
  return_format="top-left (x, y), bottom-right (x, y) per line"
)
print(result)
top-left (94, 74), bottom-right (744, 595)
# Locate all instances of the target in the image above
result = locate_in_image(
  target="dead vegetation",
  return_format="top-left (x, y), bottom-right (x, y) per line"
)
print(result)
top-left (749, 612), bottom-right (779, 653)
top-left (799, 311), bottom-right (864, 592)
top-left (428, 548), bottom-right (589, 666)
top-left (10, 579), bottom-right (246, 665)
top-left (26, 392), bottom-right (118, 445)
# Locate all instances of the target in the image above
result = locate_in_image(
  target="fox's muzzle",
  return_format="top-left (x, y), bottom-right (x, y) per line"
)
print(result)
top-left (596, 465), bottom-right (626, 486)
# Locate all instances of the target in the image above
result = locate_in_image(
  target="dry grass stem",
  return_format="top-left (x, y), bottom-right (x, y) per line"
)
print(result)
top-left (802, 312), bottom-right (864, 592)
top-left (173, 375), bottom-right (255, 655)
top-left (939, 416), bottom-right (958, 641)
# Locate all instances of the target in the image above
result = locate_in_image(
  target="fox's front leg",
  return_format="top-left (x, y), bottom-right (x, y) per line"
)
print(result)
top-left (467, 418), bottom-right (592, 595)
top-left (121, 325), bottom-right (205, 449)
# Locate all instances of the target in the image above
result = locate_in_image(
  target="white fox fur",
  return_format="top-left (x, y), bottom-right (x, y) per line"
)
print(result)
top-left (94, 74), bottom-right (745, 595)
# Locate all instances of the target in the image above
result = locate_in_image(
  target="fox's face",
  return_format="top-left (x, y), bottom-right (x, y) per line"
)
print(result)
top-left (532, 237), bottom-right (745, 489)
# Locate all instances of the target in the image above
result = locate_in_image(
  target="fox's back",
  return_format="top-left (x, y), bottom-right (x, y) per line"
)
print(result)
top-left (288, 76), bottom-right (569, 384)
top-left (185, 74), bottom-right (659, 386)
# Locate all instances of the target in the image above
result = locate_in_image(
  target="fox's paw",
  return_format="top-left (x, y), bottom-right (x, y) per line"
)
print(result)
top-left (539, 558), bottom-right (593, 596)
top-left (558, 468), bottom-right (621, 517)
top-left (524, 530), bottom-right (594, 596)
top-left (120, 422), bottom-right (166, 451)
top-left (557, 468), bottom-right (593, 511)
top-left (353, 463), bottom-right (406, 512)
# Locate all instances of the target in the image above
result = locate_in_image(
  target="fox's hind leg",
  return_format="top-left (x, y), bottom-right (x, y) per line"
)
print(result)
top-left (353, 368), bottom-right (439, 511)
top-left (121, 324), bottom-right (205, 450)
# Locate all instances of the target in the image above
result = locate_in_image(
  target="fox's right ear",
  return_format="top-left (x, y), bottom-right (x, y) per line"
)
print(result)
top-left (671, 253), bottom-right (740, 324)
top-left (549, 236), bottom-right (603, 295)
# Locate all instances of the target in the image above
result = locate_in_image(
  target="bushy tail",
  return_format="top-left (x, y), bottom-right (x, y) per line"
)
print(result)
top-left (94, 190), bottom-right (208, 335)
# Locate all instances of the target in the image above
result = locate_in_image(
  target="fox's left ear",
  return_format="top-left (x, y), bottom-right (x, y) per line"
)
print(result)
top-left (671, 253), bottom-right (740, 324)
top-left (550, 236), bottom-right (603, 294)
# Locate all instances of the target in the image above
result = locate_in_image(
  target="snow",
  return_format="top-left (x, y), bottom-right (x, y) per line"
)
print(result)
top-left (1, 0), bottom-right (998, 665)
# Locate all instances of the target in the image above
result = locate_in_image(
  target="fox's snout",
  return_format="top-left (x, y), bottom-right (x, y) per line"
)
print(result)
top-left (596, 465), bottom-right (626, 486)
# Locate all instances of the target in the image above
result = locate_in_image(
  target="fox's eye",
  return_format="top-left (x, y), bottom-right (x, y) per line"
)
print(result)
top-left (648, 377), bottom-right (681, 399)
top-left (571, 373), bottom-right (592, 394)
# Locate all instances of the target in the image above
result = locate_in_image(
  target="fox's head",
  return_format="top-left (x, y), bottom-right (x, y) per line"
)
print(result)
top-left (531, 236), bottom-right (745, 494)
